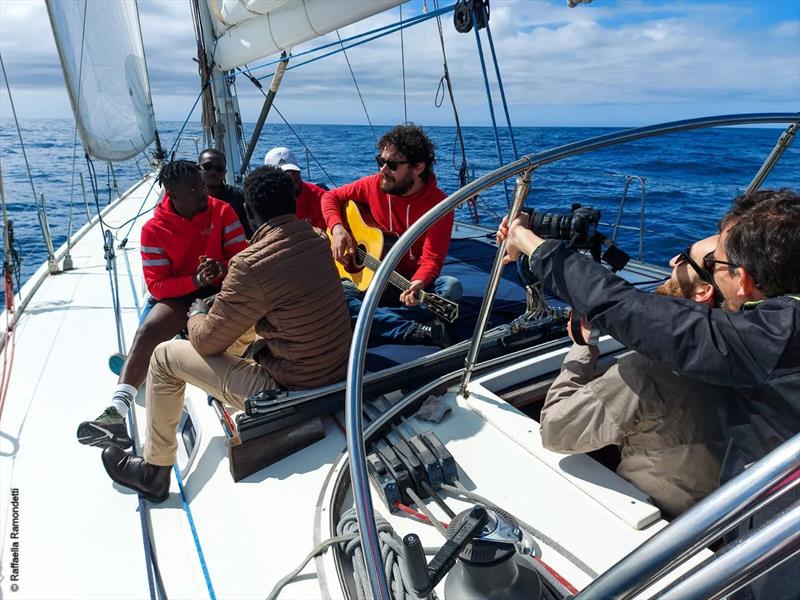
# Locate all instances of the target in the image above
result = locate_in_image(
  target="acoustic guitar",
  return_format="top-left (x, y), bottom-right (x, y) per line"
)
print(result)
top-left (328, 200), bottom-right (459, 324)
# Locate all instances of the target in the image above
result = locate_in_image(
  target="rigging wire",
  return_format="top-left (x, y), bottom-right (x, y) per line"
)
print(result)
top-left (119, 85), bottom-right (208, 244)
top-left (245, 5), bottom-right (456, 81)
top-left (400, 5), bottom-right (408, 124)
top-left (470, 6), bottom-right (511, 208)
top-left (483, 17), bottom-right (519, 161)
top-left (432, 0), bottom-right (480, 223)
top-left (0, 53), bottom-right (39, 209)
top-left (237, 66), bottom-right (339, 188)
top-left (336, 30), bottom-right (377, 143)
top-left (67, 0), bottom-right (91, 248)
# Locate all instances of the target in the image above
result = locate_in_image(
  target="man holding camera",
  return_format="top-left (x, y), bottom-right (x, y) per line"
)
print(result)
top-left (500, 189), bottom-right (799, 599)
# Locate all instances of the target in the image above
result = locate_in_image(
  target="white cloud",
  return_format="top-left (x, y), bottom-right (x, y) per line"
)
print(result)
top-left (1, 0), bottom-right (798, 127)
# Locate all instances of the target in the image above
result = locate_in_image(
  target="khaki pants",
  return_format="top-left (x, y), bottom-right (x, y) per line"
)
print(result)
top-left (144, 339), bottom-right (278, 466)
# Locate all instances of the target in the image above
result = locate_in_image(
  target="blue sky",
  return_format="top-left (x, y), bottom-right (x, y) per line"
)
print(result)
top-left (1, 0), bottom-right (798, 127)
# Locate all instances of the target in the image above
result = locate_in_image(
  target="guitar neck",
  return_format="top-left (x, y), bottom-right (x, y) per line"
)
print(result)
top-left (357, 249), bottom-right (422, 298)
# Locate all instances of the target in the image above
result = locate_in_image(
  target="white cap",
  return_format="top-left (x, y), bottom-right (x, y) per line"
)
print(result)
top-left (264, 146), bottom-right (301, 172)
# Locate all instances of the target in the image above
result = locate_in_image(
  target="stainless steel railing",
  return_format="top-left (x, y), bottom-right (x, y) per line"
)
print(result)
top-left (344, 112), bottom-right (800, 599)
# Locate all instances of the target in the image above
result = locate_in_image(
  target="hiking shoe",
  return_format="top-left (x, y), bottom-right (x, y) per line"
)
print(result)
top-left (76, 407), bottom-right (133, 450)
top-left (102, 447), bottom-right (171, 503)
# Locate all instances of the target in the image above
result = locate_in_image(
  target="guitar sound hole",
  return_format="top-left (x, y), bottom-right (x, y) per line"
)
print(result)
top-left (354, 244), bottom-right (367, 268)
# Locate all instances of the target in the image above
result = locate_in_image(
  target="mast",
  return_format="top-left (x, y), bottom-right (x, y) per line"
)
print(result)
top-left (194, 0), bottom-right (245, 184)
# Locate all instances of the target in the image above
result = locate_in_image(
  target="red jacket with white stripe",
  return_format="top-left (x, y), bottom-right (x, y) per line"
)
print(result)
top-left (140, 194), bottom-right (248, 300)
top-left (321, 173), bottom-right (452, 287)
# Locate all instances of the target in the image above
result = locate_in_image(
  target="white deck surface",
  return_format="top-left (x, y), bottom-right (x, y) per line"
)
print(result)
top-left (1, 177), bottom-right (707, 599)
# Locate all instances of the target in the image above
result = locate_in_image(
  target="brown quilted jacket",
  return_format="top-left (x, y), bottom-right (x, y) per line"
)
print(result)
top-left (188, 214), bottom-right (352, 389)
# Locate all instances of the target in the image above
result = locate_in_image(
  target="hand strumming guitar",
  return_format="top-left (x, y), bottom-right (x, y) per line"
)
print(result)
top-left (331, 224), bottom-right (356, 265)
top-left (399, 280), bottom-right (424, 307)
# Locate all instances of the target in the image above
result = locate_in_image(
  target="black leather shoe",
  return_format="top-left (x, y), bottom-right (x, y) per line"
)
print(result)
top-left (101, 447), bottom-right (171, 503)
top-left (407, 320), bottom-right (454, 349)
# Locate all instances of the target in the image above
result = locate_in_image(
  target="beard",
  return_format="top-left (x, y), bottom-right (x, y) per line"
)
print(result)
top-left (380, 171), bottom-right (414, 196)
top-left (655, 278), bottom-right (692, 299)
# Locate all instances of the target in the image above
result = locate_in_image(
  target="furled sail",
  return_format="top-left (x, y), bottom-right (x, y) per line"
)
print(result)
top-left (46, 0), bottom-right (157, 162)
top-left (208, 0), bottom-right (406, 71)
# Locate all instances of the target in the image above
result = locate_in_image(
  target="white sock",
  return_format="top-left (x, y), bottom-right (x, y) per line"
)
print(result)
top-left (109, 383), bottom-right (138, 416)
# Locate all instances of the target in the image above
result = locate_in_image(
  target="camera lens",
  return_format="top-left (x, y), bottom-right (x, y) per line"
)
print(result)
top-left (531, 211), bottom-right (572, 239)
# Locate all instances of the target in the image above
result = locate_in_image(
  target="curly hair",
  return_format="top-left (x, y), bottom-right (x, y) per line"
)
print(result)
top-left (378, 124), bottom-right (436, 182)
top-left (243, 166), bottom-right (296, 222)
top-left (157, 160), bottom-right (201, 191)
top-left (725, 189), bottom-right (800, 298)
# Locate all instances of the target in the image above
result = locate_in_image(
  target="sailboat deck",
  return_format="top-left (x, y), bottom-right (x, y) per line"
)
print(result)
top-left (0, 177), bottom-right (706, 599)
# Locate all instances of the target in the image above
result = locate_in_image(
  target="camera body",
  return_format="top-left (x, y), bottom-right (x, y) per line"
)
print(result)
top-left (525, 203), bottom-right (600, 249)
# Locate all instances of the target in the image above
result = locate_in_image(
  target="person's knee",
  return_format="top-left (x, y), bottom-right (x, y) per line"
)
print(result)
top-left (134, 311), bottom-right (177, 349)
top-left (342, 280), bottom-right (361, 300)
top-left (149, 339), bottom-right (179, 380)
top-left (435, 276), bottom-right (462, 302)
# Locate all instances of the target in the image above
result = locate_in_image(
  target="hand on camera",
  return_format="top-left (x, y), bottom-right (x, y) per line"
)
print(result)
top-left (498, 214), bottom-right (538, 265)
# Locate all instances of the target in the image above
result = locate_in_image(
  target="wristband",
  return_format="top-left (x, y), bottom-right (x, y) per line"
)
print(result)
top-left (188, 309), bottom-right (208, 318)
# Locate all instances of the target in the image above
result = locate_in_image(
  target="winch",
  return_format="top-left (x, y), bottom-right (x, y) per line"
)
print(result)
top-left (403, 505), bottom-right (544, 599)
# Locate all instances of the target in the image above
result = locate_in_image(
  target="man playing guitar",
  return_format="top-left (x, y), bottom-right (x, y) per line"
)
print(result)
top-left (322, 124), bottom-right (461, 347)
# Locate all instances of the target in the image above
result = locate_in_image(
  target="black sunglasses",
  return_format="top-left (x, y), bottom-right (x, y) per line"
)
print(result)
top-left (200, 163), bottom-right (226, 174)
top-left (702, 252), bottom-right (740, 273)
top-left (375, 155), bottom-right (409, 171)
top-left (676, 247), bottom-right (716, 285)
top-left (676, 247), bottom-right (726, 305)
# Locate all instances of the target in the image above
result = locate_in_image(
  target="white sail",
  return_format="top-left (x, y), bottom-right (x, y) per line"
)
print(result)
top-left (46, 0), bottom-right (156, 162)
top-left (208, 0), bottom-right (406, 71)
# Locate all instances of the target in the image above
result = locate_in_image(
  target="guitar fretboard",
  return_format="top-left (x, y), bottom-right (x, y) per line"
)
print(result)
top-left (355, 247), bottom-right (418, 296)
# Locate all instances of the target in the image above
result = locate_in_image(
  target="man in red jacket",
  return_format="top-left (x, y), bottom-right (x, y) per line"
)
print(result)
top-left (264, 146), bottom-right (327, 231)
top-left (76, 160), bottom-right (248, 450)
top-left (322, 124), bottom-right (461, 347)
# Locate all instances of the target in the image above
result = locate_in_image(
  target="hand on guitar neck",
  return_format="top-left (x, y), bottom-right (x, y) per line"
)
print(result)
top-left (399, 279), bottom-right (424, 307)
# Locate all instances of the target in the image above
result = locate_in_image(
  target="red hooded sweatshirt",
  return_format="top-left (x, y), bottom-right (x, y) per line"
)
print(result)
top-left (296, 180), bottom-right (326, 230)
top-left (321, 173), bottom-right (452, 287)
top-left (140, 194), bottom-right (248, 300)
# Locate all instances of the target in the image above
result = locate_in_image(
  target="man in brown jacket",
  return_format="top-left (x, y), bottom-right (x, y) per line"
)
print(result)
top-left (541, 235), bottom-right (729, 519)
top-left (100, 166), bottom-right (352, 502)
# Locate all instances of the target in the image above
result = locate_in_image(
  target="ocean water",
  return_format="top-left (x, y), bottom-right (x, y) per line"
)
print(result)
top-left (1, 118), bottom-right (799, 305)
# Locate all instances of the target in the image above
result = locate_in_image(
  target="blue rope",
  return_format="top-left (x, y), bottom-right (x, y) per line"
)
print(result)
top-left (472, 9), bottom-right (511, 207)
top-left (483, 19), bottom-right (519, 160)
top-left (173, 464), bottom-right (217, 600)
